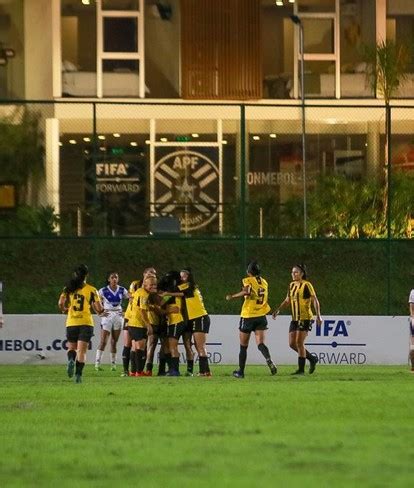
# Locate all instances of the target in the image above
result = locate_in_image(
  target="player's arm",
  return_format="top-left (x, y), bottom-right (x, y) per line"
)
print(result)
top-left (311, 294), bottom-right (322, 325)
top-left (158, 290), bottom-right (184, 298)
top-left (226, 285), bottom-right (251, 301)
top-left (410, 302), bottom-right (414, 326)
top-left (272, 295), bottom-right (290, 319)
top-left (58, 292), bottom-right (69, 314)
top-left (91, 291), bottom-right (105, 315)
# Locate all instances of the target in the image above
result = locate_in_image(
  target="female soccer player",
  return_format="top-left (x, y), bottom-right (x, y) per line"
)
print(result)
top-left (272, 264), bottom-right (322, 375)
top-left (158, 271), bottom-right (184, 376)
top-left (94, 272), bottom-right (129, 371)
top-left (226, 261), bottom-right (277, 378)
top-left (58, 264), bottom-right (104, 383)
top-left (179, 268), bottom-right (211, 376)
top-left (128, 275), bottom-right (156, 376)
top-left (121, 267), bottom-right (156, 377)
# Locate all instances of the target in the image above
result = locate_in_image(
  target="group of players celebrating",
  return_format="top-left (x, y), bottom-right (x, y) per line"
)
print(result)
top-left (59, 265), bottom-right (211, 383)
top-left (59, 259), bottom-right (325, 383)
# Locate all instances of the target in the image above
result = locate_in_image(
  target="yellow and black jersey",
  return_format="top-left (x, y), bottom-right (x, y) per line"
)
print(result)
top-left (240, 276), bottom-right (271, 318)
top-left (124, 279), bottom-right (141, 321)
top-left (178, 282), bottom-right (208, 320)
top-left (288, 280), bottom-right (316, 321)
top-left (165, 295), bottom-right (184, 326)
top-left (128, 287), bottom-right (150, 328)
top-left (147, 294), bottom-right (161, 326)
top-left (61, 284), bottom-right (101, 327)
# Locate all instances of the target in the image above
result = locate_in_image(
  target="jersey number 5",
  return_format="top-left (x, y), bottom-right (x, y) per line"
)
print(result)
top-left (256, 288), bottom-right (265, 305)
top-left (73, 293), bottom-right (85, 312)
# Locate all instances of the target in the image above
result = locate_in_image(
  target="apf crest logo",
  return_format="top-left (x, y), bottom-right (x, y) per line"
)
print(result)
top-left (154, 150), bottom-right (220, 231)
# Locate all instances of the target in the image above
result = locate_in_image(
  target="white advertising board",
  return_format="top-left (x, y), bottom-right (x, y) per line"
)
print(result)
top-left (0, 315), bottom-right (410, 365)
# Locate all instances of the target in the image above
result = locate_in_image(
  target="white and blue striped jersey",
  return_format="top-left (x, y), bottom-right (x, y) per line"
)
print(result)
top-left (99, 285), bottom-right (129, 314)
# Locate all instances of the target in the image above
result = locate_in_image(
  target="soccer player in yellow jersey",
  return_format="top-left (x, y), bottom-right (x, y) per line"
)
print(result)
top-left (178, 269), bottom-right (211, 376)
top-left (226, 261), bottom-right (277, 378)
top-left (272, 264), bottom-right (322, 375)
top-left (128, 276), bottom-right (156, 376)
top-left (58, 264), bottom-right (104, 383)
top-left (121, 267), bottom-right (156, 377)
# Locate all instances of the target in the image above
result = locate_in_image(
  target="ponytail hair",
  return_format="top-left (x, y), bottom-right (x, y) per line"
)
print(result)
top-left (65, 264), bottom-right (88, 294)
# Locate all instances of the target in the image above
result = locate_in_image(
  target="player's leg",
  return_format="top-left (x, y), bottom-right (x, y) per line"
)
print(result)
top-left (183, 329), bottom-right (194, 376)
top-left (194, 316), bottom-right (211, 376)
top-left (410, 332), bottom-right (414, 372)
top-left (145, 329), bottom-right (159, 376)
top-left (292, 330), bottom-right (308, 375)
top-left (121, 325), bottom-right (132, 377)
top-left (66, 341), bottom-right (77, 378)
top-left (110, 327), bottom-right (121, 371)
top-left (134, 336), bottom-right (147, 376)
top-left (254, 328), bottom-right (277, 375)
top-left (95, 326), bottom-right (110, 371)
top-left (233, 327), bottom-right (250, 378)
top-left (167, 336), bottom-right (180, 375)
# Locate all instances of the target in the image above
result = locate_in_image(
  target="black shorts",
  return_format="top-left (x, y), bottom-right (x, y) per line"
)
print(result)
top-left (239, 316), bottom-right (268, 333)
top-left (289, 320), bottom-right (313, 333)
top-left (189, 315), bottom-right (210, 334)
top-left (151, 322), bottom-right (168, 338)
top-left (167, 322), bottom-right (186, 340)
top-left (66, 325), bottom-right (94, 343)
top-left (128, 326), bottom-right (148, 341)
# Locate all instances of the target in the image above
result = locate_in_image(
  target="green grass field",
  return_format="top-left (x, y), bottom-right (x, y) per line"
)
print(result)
top-left (0, 365), bottom-right (413, 488)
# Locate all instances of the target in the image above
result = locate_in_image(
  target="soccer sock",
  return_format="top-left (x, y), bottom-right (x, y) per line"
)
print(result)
top-left (298, 356), bottom-right (306, 373)
top-left (146, 362), bottom-right (153, 372)
top-left (122, 346), bottom-right (131, 372)
top-left (75, 361), bottom-right (85, 376)
top-left (410, 349), bottom-right (414, 369)
top-left (130, 351), bottom-right (137, 374)
top-left (95, 349), bottom-right (103, 364)
top-left (67, 350), bottom-right (76, 362)
top-left (165, 353), bottom-right (172, 371)
top-left (257, 343), bottom-right (271, 362)
top-left (199, 356), bottom-right (209, 374)
top-left (172, 356), bottom-right (180, 373)
top-left (158, 352), bottom-right (166, 374)
top-left (110, 352), bottom-right (116, 365)
top-left (187, 359), bottom-right (194, 373)
top-left (239, 345), bottom-right (248, 373)
top-left (136, 350), bottom-right (145, 373)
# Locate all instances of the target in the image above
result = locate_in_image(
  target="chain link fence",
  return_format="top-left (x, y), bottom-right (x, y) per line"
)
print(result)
top-left (0, 100), bottom-right (413, 315)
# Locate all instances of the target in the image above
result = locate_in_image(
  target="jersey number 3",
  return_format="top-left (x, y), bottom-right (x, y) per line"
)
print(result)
top-left (73, 293), bottom-right (85, 312)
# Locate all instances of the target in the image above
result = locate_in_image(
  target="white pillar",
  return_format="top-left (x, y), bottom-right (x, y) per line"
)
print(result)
top-left (45, 118), bottom-right (60, 216)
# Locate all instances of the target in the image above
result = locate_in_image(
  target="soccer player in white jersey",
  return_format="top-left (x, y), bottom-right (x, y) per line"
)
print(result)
top-left (409, 288), bottom-right (414, 372)
top-left (95, 272), bottom-right (129, 371)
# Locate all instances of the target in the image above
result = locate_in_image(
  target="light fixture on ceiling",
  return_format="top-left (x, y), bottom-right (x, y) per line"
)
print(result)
top-left (252, 135), bottom-right (260, 141)
top-left (113, 133), bottom-right (121, 138)
top-left (130, 142), bottom-right (138, 147)
top-left (69, 139), bottom-right (77, 145)
top-left (83, 136), bottom-right (91, 142)
top-left (160, 137), bottom-right (168, 142)
top-left (98, 135), bottom-right (106, 140)
top-left (270, 133), bottom-right (277, 138)
top-left (81, 0), bottom-right (91, 5)
top-left (191, 133), bottom-right (199, 138)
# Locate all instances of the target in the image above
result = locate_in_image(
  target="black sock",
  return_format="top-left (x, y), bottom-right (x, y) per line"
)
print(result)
top-left (130, 351), bottom-right (137, 374)
top-left (67, 350), bottom-right (76, 362)
top-left (146, 362), bottom-right (153, 372)
top-left (122, 346), bottom-right (131, 372)
top-left (239, 345), bottom-right (248, 373)
top-left (410, 351), bottom-right (414, 368)
top-left (187, 359), bottom-right (194, 373)
top-left (172, 356), bottom-right (180, 373)
top-left (158, 353), bottom-right (166, 375)
top-left (258, 343), bottom-right (271, 362)
top-left (136, 349), bottom-right (145, 373)
top-left (298, 356), bottom-right (306, 373)
top-left (75, 361), bottom-right (84, 376)
top-left (199, 356), bottom-right (207, 374)
top-left (165, 353), bottom-right (172, 371)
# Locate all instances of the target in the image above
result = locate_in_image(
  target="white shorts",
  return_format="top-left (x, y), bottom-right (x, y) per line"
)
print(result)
top-left (101, 313), bottom-right (123, 332)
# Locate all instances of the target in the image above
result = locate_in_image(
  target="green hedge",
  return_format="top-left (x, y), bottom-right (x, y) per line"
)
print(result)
top-left (0, 237), bottom-right (412, 316)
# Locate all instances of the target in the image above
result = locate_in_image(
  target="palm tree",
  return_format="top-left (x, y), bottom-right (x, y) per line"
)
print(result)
top-left (362, 40), bottom-right (410, 232)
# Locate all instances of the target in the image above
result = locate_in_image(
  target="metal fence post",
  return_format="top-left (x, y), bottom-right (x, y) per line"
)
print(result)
top-left (240, 104), bottom-right (247, 275)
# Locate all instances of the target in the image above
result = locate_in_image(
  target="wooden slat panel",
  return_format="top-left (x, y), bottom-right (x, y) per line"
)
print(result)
top-left (181, 0), bottom-right (262, 100)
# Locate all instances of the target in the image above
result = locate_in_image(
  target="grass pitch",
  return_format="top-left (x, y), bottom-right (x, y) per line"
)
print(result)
top-left (0, 365), bottom-right (413, 488)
